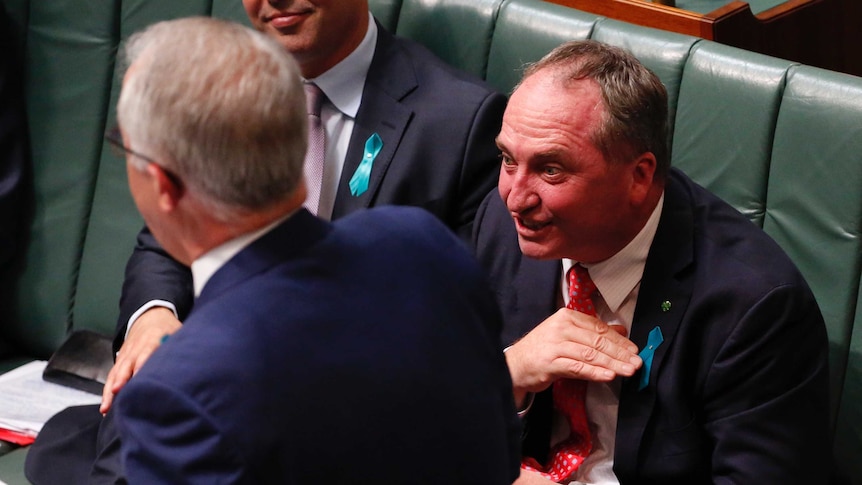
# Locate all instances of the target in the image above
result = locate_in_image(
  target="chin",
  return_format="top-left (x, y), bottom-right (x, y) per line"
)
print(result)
top-left (516, 238), bottom-right (562, 261)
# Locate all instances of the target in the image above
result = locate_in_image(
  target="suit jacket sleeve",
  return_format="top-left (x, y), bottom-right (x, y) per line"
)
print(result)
top-left (116, 377), bottom-right (248, 484)
top-left (453, 90), bottom-right (506, 241)
top-left (114, 226), bottom-right (194, 353)
top-left (702, 283), bottom-right (830, 483)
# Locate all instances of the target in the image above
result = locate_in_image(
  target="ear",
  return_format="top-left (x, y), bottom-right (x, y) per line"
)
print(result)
top-left (145, 163), bottom-right (184, 212)
top-left (629, 151), bottom-right (657, 205)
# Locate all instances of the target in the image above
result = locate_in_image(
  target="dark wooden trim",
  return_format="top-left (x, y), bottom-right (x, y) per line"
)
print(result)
top-left (544, 0), bottom-right (859, 76)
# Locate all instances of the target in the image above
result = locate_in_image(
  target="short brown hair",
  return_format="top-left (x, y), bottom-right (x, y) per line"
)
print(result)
top-left (523, 40), bottom-right (670, 178)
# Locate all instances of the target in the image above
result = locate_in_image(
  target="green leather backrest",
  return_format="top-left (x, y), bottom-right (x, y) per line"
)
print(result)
top-left (368, 0), bottom-right (404, 32)
top-left (590, 19), bottom-right (697, 142)
top-left (212, 0), bottom-right (253, 26)
top-left (2, 0), bottom-right (259, 360)
top-left (764, 65), bottom-right (862, 447)
top-left (673, 42), bottom-right (794, 226)
top-left (394, 0), bottom-right (505, 79)
top-left (486, 0), bottom-right (598, 95)
top-left (5, 0), bottom-right (120, 357)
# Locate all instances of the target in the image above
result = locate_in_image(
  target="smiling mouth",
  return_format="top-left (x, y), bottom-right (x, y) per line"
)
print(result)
top-left (267, 11), bottom-right (311, 29)
top-left (514, 215), bottom-right (551, 233)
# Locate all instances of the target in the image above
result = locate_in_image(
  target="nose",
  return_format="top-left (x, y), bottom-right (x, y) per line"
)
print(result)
top-left (501, 167), bottom-right (539, 214)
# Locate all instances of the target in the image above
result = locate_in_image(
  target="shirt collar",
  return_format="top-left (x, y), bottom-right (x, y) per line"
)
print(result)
top-left (191, 210), bottom-right (297, 297)
top-left (563, 193), bottom-right (664, 313)
top-left (306, 11), bottom-right (377, 118)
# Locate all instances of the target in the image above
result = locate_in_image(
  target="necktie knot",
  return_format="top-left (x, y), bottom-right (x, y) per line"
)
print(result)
top-left (567, 264), bottom-right (597, 316)
top-left (304, 83), bottom-right (324, 118)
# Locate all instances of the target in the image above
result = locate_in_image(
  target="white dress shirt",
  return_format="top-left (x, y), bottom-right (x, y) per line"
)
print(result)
top-left (190, 212), bottom-right (295, 298)
top-left (305, 12), bottom-right (377, 220)
top-left (558, 194), bottom-right (664, 485)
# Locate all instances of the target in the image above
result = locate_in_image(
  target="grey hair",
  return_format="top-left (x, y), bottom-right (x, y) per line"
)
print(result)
top-left (522, 40), bottom-right (670, 179)
top-left (117, 16), bottom-right (307, 221)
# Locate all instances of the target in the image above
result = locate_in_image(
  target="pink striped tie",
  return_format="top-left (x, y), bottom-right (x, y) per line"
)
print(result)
top-left (303, 83), bottom-right (326, 215)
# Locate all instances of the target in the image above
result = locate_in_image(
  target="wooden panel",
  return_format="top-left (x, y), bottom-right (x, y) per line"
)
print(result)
top-left (546, 0), bottom-right (859, 76)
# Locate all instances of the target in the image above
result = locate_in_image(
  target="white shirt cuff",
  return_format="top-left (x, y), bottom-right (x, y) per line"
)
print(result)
top-left (124, 300), bottom-right (179, 341)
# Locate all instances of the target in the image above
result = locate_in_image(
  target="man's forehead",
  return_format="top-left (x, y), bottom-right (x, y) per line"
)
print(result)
top-left (507, 73), bottom-right (603, 125)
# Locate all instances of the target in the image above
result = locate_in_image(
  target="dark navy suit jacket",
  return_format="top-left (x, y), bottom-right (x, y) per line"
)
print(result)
top-left (115, 207), bottom-right (521, 484)
top-left (114, 22), bottom-right (506, 350)
top-left (473, 169), bottom-right (831, 484)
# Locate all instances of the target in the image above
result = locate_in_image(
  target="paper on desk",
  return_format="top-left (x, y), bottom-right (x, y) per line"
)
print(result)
top-left (0, 360), bottom-right (101, 436)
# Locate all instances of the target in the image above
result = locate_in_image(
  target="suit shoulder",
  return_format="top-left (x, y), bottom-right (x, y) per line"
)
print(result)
top-left (338, 205), bottom-right (453, 240)
top-left (381, 31), bottom-right (502, 101)
top-left (671, 170), bottom-right (813, 291)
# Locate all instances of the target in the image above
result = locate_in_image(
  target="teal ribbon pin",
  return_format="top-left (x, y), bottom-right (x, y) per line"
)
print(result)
top-left (349, 133), bottom-right (382, 197)
top-left (638, 326), bottom-right (664, 391)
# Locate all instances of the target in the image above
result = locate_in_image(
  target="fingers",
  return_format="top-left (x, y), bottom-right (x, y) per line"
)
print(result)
top-left (100, 347), bottom-right (144, 414)
top-left (99, 308), bottom-right (182, 414)
top-left (610, 324), bottom-right (628, 338)
top-left (100, 376), bottom-right (116, 414)
top-left (506, 309), bottom-right (643, 394)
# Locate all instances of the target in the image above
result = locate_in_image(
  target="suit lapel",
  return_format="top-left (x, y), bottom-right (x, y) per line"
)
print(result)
top-left (614, 172), bottom-right (696, 477)
top-left (194, 210), bottom-right (330, 309)
top-left (332, 26), bottom-right (415, 218)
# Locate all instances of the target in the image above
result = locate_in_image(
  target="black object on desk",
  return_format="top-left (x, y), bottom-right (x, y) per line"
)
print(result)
top-left (42, 330), bottom-right (113, 395)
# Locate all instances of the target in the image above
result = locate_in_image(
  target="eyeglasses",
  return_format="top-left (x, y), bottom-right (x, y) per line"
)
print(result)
top-left (105, 126), bottom-right (159, 166)
top-left (104, 126), bottom-right (183, 188)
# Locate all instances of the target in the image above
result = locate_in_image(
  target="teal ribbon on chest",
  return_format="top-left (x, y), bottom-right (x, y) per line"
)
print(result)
top-left (349, 133), bottom-right (382, 197)
top-left (638, 326), bottom-right (664, 391)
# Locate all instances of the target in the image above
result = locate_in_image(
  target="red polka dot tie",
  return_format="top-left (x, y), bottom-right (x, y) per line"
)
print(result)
top-left (522, 264), bottom-right (595, 482)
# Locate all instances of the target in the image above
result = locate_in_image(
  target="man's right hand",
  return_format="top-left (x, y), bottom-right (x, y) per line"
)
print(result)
top-left (100, 307), bottom-right (182, 414)
top-left (505, 308), bottom-right (642, 407)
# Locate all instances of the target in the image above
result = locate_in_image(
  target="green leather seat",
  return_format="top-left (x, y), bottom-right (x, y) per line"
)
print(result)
top-left (487, 0), bottom-right (599, 94)
top-left (673, 41), bottom-right (794, 226)
top-left (395, 0), bottom-right (505, 79)
top-left (763, 67), bottom-right (862, 478)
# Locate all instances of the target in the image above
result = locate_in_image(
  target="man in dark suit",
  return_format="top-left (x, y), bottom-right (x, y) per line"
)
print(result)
top-left (474, 40), bottom-right (830, 484)
top-left (102, 0), bottom-right (506, 410)
top-left (27, 2), bottom-right (508, 481)
top-left (107, 17), bottom-right (518, 483)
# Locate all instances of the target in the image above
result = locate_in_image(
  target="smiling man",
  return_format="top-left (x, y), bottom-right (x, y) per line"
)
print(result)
top-left (473, 40), bottom-right (830, 484)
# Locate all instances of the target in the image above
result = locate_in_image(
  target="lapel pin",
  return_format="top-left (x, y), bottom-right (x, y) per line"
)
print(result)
top-left (349, 132), bottom-right (382, 197)
top-left (661, 300), bottom-right (672, 312)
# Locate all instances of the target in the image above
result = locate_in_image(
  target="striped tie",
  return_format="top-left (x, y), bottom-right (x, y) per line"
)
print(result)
top-left (303, 82), bottom-right (326, 215)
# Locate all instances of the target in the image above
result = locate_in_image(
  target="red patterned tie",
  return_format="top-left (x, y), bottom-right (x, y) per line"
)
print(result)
top-left (522, 264), bottom-right (595, 482)
top-left (303, 83), bottom-right (326, 215)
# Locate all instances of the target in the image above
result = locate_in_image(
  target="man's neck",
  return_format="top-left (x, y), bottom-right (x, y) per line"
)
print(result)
top-left (189, 208), bottom-right (298, 297)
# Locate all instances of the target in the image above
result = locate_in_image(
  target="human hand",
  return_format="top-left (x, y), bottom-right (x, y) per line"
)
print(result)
top-left (100, 307), bottom-right (181, 414)
top-left (505, 308), bottom-right (642, 402)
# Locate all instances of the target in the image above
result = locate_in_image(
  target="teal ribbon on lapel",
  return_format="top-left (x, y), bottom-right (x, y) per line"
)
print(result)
top-left (638, 326), bottom-right (664, 391)
top-left (349, 133), bottom-right (382, 197)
